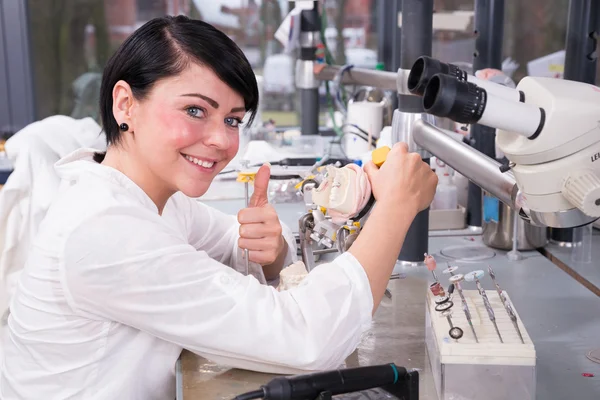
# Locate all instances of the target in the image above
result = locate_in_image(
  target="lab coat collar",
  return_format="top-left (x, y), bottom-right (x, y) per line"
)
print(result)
top-left (55, 148), bottom-right (159, 213)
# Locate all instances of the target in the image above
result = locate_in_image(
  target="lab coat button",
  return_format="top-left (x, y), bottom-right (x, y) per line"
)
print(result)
top-left (220, 275), bottom-right (231, 285)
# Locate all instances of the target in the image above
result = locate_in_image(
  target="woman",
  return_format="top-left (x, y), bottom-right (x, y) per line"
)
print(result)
top-left (1, 16), bottom-right (437, 399)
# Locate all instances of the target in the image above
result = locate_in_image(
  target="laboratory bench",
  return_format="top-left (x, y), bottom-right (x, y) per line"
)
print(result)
top-left (176, 193), bottom-right (600, 400)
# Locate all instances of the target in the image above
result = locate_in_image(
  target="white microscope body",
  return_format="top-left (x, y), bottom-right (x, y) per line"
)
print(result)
top-left (497, 77), bottom-right (600, 224)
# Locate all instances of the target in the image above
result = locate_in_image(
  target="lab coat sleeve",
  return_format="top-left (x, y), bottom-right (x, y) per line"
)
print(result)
top-left (60, 208), bottom-right (372, 374)
top-left (178, 196), bottom-right (297, 278)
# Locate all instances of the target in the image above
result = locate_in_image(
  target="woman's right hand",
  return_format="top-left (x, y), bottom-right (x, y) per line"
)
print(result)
top-left (363, 143), bottom-right (438, 215)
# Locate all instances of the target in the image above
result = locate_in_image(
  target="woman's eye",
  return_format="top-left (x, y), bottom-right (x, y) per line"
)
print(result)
top-left (186, 107), bottom-right (205, 118)
top-left (225, 117), bottom-right (241, 127)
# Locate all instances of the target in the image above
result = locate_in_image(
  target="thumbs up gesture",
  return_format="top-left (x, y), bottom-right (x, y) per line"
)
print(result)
top-left (237, 163), bottom-right (286, 266)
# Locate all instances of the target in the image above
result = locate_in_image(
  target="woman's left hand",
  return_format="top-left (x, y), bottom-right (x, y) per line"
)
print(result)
top-left (237, 164), bottom-right (286, 266)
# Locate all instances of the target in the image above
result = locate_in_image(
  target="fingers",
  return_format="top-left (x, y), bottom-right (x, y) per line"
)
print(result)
top-left (363, 160), bottom-right (378, 178)
top-left (245, 249), bottom-right (280, 266)
top-left (249, 163), bottom-right (271, 208)
top-left (239, 222), bottom-right (282, 239)
top-left (392, 142), bottom-right (409, 154)
top-left (238, 236), bottom-right (281, 252)
top-left (239, 236), bottom-right (282, 265)
top-left (238, 205), bottom-right (279, 224)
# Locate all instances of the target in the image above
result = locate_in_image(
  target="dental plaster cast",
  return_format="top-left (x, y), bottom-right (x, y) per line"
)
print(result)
top-left (311, 164), bottom-right (372, 224)
top-left (277, 261), bottom-right (309, 291)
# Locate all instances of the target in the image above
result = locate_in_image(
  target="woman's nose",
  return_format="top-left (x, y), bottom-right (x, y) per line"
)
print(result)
top-left (203, 119), bottom-right (230, 149)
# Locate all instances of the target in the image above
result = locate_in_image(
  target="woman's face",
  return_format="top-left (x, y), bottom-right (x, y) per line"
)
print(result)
top-left (125, 63), bottom-right (245, 199)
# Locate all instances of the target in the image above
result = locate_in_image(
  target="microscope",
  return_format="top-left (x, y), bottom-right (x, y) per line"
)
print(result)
top-left (406, 56), bottom-right (600, 229)
top-left (297, 56), bottom-right (600, 269)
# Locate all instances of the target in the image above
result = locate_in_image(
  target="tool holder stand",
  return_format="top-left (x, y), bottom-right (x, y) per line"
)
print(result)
top-left (425, 289), bottom-right (536, 400)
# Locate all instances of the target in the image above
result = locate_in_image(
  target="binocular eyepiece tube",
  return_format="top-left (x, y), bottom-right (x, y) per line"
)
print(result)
top-left (421, 74), bottom-right (545, 139)
top-left (408, 56), bottom-right (524, 104)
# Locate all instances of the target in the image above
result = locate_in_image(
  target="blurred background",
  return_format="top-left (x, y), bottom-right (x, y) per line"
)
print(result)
top-left (0, 0), bottom-right (580, 137)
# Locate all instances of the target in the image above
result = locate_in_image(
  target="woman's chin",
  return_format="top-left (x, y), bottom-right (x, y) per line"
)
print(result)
top-left (179, 183), bottom-right (211, 199)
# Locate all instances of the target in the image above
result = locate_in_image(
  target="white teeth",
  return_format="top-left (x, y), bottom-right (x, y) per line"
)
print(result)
top-left (185, 155), bottom-right (214, 168)
top-left (330, 187), bottom-right (339, 204)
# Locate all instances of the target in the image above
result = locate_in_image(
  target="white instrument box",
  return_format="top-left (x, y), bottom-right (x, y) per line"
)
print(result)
top-left (425, 289), bottom-right (536, 400)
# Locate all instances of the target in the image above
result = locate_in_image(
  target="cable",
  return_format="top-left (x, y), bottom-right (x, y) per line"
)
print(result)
top-left (333, 64), bottom-right (355, 116)
top-left (341, 123), bottom-right (370, 138)
top-left (232, 389), bottom-right (264, 400)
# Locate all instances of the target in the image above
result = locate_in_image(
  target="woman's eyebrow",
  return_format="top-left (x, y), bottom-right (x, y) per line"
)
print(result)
top-left (180, 93), bottom-right (219, 109)
top-left (230, 107), bottom-right (246, 113)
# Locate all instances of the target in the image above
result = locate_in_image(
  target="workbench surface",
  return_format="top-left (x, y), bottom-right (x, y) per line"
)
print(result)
top-left (543, 231), bottom-right (600, 294)
top-left (177, 198), bottom-right (600, 400)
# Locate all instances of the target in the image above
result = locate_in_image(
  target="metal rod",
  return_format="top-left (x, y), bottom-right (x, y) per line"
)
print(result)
top-left (473, 0), bottom-right (505, 72)
top-left (312, 248), bottom-right (338, 256)
top-left (394, 0), bottom-right (434, 264)
top-left (399, 0), bottom-right (433, 71)
top-left (412, 120), bottom-right (518, 208)
top-left (468, 0), bottom-right (506, 227)
top-left (300, 89), bottom-right (319, 135)
top-left (378, 0), bottom-right (396, 71)
top-left (475, 278), bottom-right (503, 343)
top-left (504, 298), bottom-right (525, 344)
top-left (244, 182), bottom-right (250, 276)
top-left (488, 266), bottom-right (525, 343)
top-left (314, 65), bottom-right (398, 91)
top-left (298, 2), bottom-right (320, 136)
top-left (455, 281), bottom-right (479, 343)
top-left (551, 0), bottom-right (599, 242)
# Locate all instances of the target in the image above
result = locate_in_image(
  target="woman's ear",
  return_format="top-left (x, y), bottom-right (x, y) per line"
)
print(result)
top-left (112, 80), bottom-right (135, 131)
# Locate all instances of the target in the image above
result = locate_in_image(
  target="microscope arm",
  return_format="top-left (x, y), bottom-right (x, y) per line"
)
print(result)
top-left (411, 120), bottom-right (598, 228)
top-left (412, 119), bottom-right (518, 209)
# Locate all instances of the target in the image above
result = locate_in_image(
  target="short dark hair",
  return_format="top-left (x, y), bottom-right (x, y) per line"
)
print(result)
top-left (99, 15), bottom-right (259, 145)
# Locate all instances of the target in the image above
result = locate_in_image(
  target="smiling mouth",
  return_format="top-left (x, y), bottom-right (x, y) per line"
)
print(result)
top-left (181, 153), bottom-right (217, 170)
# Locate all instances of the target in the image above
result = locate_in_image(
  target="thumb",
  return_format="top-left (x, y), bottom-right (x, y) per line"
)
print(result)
top-left (363, 160), bottom-right (378, 179)
top-left (249, 163), bottom-right (271, 207)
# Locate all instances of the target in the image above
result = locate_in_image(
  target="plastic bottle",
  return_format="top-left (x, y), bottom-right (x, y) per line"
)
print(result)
top-left (432, 164), bottom-right (458, 210)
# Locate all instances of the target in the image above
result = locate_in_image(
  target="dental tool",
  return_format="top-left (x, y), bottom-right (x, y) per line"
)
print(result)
top-left (237, 162), bottom-right (257, 276)
top-left (442, 310), bottom-right (463, 340)
top-left (465, 270), bottom-right (503, 343)
top-left (503, 293), bottom-right (525, 344)
top-left (449, 274), bottom-right (478, 343)
top-left (488, 266), bottom-right (525, 344)
top-left (424, 253), bottom-right (438, 281)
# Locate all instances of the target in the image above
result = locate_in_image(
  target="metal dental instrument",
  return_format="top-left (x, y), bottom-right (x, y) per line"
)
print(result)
top-left (488, 265), bottom-right (525, 344)
top-left (466, 270), bottom-right (503, 343)
top-left (237, 161), bottom-right (256, 276)
top-left (442, 264), bottom-right (458, 276)
top-left (244, 181), bottom-right (250, 275)
top-left (426, 254), bottom-right (446, 297)
top-left (424, 253), bottom-right (438, 281)
top-left (503, 294), bottom-right (525, 344)
top-left (442, 310), bottom-right (463, 340)
top-left (487, 265), bottom-right (505, 307)
top-left (449, 274), bottom-right (478, 343)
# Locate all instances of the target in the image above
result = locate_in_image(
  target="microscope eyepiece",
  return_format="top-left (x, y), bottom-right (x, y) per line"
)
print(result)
top-left (408, 56), bottom-right (467, 96)
top-left (423, 74), bottom-right (485, 124)
top-left (408, 56), bottom-right (523, 104)
top-left (422, 74), bottom-right (545, 139)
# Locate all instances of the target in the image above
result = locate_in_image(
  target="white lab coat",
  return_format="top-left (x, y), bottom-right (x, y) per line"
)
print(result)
top-left (0, 116), bottom-right (106, 339)
top-left (1, 149), bottom-right (373, 400)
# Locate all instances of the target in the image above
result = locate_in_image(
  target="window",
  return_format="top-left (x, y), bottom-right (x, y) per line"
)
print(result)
top-left (18, 0), bottom-right (593, 131)
top-left (137, 0), bottom-right (167, 22)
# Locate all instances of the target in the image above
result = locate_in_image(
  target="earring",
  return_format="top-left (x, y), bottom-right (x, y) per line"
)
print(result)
top-left (119, 122), bottom-right (129, 131)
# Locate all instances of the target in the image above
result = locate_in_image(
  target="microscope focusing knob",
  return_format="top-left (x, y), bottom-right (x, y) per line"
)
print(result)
top-left (562, 170), bottom-right (600, 217)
